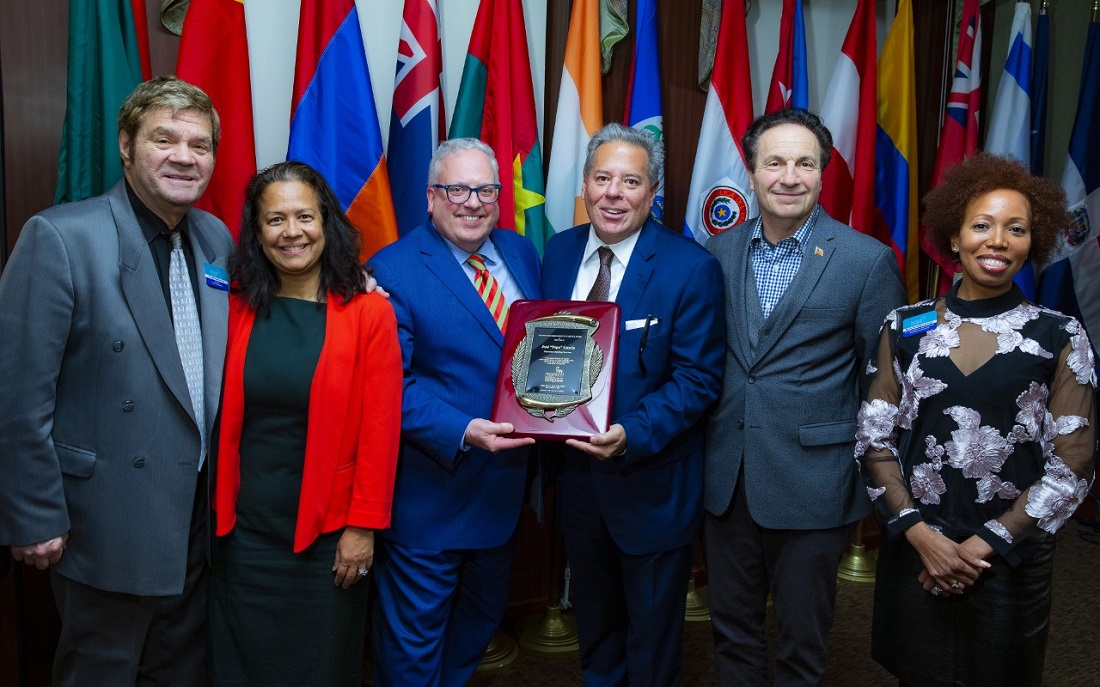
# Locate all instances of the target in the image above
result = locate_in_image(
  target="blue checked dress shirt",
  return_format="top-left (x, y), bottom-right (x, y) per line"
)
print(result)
top-left (749, 206), bottom-right (819, 319)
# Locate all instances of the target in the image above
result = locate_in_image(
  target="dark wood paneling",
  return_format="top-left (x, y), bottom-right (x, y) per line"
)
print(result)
top-left (0, 0), bottom-right (68, 266)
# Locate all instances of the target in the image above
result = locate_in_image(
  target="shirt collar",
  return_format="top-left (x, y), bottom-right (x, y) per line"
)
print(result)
top-left (440, 229), bottom-right (502, 267)
top-left (750, 205), bottom-right (820, 249)
top-left (126, 179), bottom-right (190, 244)
top-left (581, 225), bottom-right (642, 267)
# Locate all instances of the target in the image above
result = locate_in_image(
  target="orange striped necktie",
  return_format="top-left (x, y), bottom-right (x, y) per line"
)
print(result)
top-left (466, 253), bottom-right (509, 331)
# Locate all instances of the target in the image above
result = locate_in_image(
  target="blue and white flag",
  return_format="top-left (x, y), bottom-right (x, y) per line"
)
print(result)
top-left (624, 0), bottom-right (665, 221)
top-left (1038, 17), bottom-right (1100, 358)
top-left (985, 2), bottom-right (1035, 298)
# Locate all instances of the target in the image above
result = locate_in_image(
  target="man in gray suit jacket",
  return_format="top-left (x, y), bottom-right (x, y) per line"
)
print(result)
top-left (0, 77), bottom-right (232, 686)
top-left (703, 109), bottom-right (906, 686)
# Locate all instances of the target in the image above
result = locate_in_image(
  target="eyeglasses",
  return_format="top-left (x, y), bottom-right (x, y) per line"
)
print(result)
top-left (432, 183), bottom-right (502, 204)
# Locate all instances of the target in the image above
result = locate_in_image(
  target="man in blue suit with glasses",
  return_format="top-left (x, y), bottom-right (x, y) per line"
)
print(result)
top-left (368, 138), bottom-right (541, 687)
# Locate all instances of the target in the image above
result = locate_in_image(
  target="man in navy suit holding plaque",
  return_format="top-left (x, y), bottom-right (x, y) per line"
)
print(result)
top-left (541, 123), bottom-right (725, 686)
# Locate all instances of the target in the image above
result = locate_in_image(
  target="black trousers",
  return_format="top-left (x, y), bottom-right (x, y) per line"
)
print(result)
top-left (704, 475), bottom-right (852, 687)
top-left (51, 471), bottom-right (209, 687)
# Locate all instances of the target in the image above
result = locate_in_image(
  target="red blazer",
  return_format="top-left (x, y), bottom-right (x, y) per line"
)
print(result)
top-left (215, 292), bottom-right (402, 552)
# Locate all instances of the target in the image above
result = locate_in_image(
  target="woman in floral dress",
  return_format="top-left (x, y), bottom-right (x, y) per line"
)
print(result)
top-left (856, 153), bottom-right (1096, 687)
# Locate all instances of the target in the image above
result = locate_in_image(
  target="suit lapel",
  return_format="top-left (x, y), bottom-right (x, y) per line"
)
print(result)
top-left (615, 220), bottom-right (658, 320)
top-left (727, 224), bottom-right (755, 366)
top-left (189, 216), bottom-right (230, 427)
top-left (419, 226), bottom-right (504, 346)
top-left (753, 217), bottom-right (836, 363)
top-left (493, 230), bottom-right (537, 300)
top-left (544, 227), bottom-right (587, 300)
top-left (111, 183), bottom-right (195, 423)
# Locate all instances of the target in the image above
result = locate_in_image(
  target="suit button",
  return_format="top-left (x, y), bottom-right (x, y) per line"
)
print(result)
top-left (737, 420), bottom-right (744, 429)
top-left (133, 457), bottom-right (146, 468)
top-left (112, 340), bottom-right (125, 352)
top-left (122, 400), bottom-right (135, 412)
top-left (748, 376), bottom-right (756, 384)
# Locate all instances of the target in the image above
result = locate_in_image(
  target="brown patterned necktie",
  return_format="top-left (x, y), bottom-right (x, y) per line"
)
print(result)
top-left (586, 247), bottom-right (614, 302)
top-left (466, 253), bottom-right (508, 331)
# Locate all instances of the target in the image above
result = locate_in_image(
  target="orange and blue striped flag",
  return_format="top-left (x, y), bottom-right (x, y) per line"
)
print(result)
top-left (288, 0), bottom-right (398, 261)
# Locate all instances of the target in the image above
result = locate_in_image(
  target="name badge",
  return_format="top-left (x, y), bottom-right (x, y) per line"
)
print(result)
top-left (901, 311), bottom-right (937, 338)
top-left (204, 263), bottom-right (229, 291)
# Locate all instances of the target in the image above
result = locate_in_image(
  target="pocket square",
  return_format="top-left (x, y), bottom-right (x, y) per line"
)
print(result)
top-left (625, 317), bottom-right (658, 331)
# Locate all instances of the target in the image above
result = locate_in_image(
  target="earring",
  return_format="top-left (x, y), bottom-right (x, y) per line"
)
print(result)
top-left (951, 245), bottom-right (958, 253)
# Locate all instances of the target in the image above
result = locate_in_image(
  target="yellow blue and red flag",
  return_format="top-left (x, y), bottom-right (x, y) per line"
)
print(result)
top-left (289, 0), bottom-right (398, 261)
top-left (872, 0), bottom-right (919, 302)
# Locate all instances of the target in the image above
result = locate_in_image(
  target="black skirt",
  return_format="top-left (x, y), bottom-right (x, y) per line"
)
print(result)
top-left (872, 534), bottom-right (1055, 687)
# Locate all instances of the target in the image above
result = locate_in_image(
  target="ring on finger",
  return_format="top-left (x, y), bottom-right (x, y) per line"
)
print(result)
top-left (930, 585), bottom-right (943, 597)
top-left (357, 568), bottom-right (369, 577)
top-left (950, 581), bottom-right (962, 590)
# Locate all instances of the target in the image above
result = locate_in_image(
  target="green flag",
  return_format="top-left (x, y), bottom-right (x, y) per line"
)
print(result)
top-left (55, 0), bottom-right (145, 204)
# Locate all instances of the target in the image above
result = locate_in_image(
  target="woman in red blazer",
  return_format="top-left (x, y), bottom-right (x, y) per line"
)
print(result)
top-left (210, 161), bottom-right (401, 687)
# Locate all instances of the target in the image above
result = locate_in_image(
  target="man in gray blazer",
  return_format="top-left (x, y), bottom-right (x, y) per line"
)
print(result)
top-left (703, 108), bottom-right (906, 686)
top-left (0, 76), bottom-right (232, 686)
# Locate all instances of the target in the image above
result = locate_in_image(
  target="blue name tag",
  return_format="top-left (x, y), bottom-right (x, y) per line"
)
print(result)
top-left (204, 263), bottom-right (229, 291)
top-left (901, 311), bottom-right (937, 338)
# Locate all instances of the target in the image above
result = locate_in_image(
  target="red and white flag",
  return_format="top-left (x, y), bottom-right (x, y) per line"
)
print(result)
top-left (683, 0), bottom-right (755, 243)
top-left (819, 0), bottom-right (879, 241)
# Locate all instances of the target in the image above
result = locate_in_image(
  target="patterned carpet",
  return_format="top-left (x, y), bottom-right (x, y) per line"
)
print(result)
top-left (469, 519), bottom-right (1100, 686)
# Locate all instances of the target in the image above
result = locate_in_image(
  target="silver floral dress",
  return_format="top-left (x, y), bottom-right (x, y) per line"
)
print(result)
top-left (856, 284), bottom-right (1096, 687)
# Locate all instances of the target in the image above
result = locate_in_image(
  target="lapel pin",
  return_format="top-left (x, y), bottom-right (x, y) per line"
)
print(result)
top-left (814, 246), bottom-right (824, 257)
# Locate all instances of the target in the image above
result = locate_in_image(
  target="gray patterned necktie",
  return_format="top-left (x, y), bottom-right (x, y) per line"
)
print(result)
top-left (169, 231), bottom-right (206, 471)
top-left (586, 247), bottom-right (614, 302)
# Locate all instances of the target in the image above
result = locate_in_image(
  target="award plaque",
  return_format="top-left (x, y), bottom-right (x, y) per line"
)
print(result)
top-left (491, 300), bottom-right (620, 441)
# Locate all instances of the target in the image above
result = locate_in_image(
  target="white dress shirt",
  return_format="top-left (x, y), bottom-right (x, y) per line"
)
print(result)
top-left (569, 227), bottom-right (641, 302)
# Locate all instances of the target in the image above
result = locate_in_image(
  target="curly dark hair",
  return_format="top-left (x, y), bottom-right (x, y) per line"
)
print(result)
top-left (922, 153), bottom-right (1070, 266)
top-left (232, 161), bottom-right (366, 314)
top-left (741, 108), bottom-right (833, 171)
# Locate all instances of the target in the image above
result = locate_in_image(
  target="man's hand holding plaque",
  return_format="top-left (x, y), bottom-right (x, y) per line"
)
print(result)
top-left (490, 299), bottom-right (620, 441)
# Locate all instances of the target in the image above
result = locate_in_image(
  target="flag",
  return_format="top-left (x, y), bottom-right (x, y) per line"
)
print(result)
top-left (1030, 3), bottom-right (1050, 177)
top-left (55, 0), bottom-right (147, 204)
top-left (289, 0), bottom-right (398, 262)
top-left (176, 0), bottom-right (256, 239)
top-left (765, 0), bottom-right (809, 113)
top-left (451, 0), bottom-right (548, 251)
top-left (984, 1), bottom-right (1035, 298)
top-left (388, 0), bottom-right (445, 236)
top-left (820, 0), bottom-right (879, 244)
top-left (873, 0), bottom-right (920, 302)
top-left (599, 0), bottom-right (629, 74)
top-left (546, 0), bottom-right (601, 236)
top-left (684, 0), bottom-right (756, 245)
top-left (922, 0), bottom-right (983, 296)
top-left (130, 0), bottom-right (152, 80)
top-left (624, 0), bottom-right (665, 221)
top-left (1038, 17), bottom-right (1100, 356)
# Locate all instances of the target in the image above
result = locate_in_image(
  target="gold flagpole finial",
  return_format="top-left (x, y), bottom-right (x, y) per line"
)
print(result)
top-left (1093, 0), bottom-right (1100, 23)
top-left (1038, 0), bottom-right (1048, 13)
